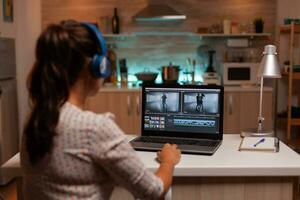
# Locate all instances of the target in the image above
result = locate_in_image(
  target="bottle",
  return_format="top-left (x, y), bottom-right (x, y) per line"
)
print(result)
top-left (107, 45), bottom-right (117, 85)
top-left (112, 8), bottom-right (120, 34)
top-left (119, 58), bottom-right (127, 87)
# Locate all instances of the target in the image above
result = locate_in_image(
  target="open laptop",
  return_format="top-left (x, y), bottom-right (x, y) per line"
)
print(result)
top-left (130, 84), bottom-right (224, 155)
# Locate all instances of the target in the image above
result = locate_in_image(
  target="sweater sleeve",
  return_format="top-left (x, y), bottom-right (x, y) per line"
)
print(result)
top-left (88, 115), bottom-right (163, 200)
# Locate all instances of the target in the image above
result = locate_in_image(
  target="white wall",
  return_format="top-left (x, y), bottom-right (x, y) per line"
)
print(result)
top-left (15, 0), bottom-right (41, 141)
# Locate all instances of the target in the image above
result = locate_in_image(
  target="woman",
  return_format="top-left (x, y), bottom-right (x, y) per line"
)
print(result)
top-left (21, 20), bottom-right (181, 200)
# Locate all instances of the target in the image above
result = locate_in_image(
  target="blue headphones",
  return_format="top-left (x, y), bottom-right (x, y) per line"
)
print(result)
top-left (82, 22), bottom-right (111, 78)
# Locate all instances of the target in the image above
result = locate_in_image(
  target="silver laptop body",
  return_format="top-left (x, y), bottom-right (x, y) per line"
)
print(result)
top-left (130, 84), bottom-right (224, 155)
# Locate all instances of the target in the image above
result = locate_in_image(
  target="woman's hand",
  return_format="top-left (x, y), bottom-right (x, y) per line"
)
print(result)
top-left (155, 144), bottom-right (181, 197)
top-left (157, 143), bottom-right (181, 166)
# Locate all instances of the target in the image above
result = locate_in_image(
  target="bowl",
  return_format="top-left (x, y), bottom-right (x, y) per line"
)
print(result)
top-left (135, 72), bottom-right (158, 82)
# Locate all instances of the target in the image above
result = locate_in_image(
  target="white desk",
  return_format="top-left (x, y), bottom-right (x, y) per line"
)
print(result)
top-left (135, 134), bottom-right (300, 177)
top-left (2, 134), bottom-right (300, 200)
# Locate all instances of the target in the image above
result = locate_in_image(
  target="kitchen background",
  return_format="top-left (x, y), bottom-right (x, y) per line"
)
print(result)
top-left (0, 0), bottom-right (299, 144)
top-left (41, 0), bottom-right (274, 84)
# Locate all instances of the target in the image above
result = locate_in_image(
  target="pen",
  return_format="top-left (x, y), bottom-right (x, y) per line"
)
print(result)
top-left (253, 138), bottom-right (265, 147)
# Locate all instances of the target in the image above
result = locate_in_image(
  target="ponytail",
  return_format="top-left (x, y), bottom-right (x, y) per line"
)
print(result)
top-left (24, 20), bottom-right (98, 164)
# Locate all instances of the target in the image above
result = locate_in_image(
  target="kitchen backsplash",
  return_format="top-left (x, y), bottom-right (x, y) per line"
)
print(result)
top-left (109, 36), bottom-right (268, 83)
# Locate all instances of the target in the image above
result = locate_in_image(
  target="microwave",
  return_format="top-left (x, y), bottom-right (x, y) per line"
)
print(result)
top-left (222, 63), bottom-right (260, 85)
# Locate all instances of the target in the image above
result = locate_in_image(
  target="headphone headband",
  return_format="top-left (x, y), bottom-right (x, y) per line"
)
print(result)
top-left (82, 22), bottom-right (111, 78)
top-left (82, 22), bottom-right (107, 56)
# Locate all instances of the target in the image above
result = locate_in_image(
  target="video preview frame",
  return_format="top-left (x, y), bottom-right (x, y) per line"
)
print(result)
top-left (145, 92), bottom-right (180, 113)
top-left (145, 90), bottom-right (219, 115)
top-left (183, 92), bottom-right (219, 114)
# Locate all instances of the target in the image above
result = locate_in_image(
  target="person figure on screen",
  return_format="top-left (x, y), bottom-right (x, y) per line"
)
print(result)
top-left (161, 93), bottom-right (168, 112)
top-left (196, 93), bottom-right (205, 113)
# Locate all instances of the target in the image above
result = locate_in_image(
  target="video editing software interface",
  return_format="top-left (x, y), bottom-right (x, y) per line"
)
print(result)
top-left (144, 87), bottom-right (221, 135)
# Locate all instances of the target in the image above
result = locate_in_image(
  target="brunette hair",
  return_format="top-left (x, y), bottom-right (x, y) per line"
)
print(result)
top-left (24, 20), bottom-right (100, 164)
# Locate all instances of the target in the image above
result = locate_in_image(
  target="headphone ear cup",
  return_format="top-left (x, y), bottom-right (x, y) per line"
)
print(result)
top-left (91, 54), bottom-right (101, 78)
top-left (90, 54), bottom-right (111, 78)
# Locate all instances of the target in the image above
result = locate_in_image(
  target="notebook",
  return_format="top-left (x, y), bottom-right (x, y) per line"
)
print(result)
top-left (130, 84), bottom-right (224, 155)
top-left (238, 137), bottom-right (280, 152)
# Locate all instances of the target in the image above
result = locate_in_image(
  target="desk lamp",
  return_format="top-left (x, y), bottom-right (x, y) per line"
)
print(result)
top-left (241, 45), bottom-right (281, 137)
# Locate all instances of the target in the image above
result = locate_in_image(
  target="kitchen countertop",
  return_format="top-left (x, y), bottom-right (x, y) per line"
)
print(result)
top-left (98, 85), bottom-right (273, 92)
top-left (131, 134), bottom-right (300, 177)
top-left (2, 134), bottom-right (300, 178)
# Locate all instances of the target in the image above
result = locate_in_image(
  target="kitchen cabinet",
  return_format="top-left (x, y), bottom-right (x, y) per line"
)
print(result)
top-left (86, 88), bottom-right (273, 135)
top-left (85, 91), bottom-right (141, 135)
top-left (223, 91), bottom-right (273, 134)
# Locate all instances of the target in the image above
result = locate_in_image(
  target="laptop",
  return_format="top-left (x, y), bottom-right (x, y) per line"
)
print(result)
top-left (130, 84), bottom-right (224, 155)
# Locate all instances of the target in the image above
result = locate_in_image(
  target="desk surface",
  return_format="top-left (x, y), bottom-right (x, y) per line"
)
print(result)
top-left (3, 134), bottom-right (300, 178)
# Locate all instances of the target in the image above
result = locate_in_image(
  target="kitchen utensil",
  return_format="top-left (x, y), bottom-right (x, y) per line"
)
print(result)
top-left (119, 58), bottom-right (128, 86)
top-left (161, 62), bottom-right (181, 83)
top-left (186, 57), bottom-right (192, 68)
top-left (206, 50), bottom-right (216, 73)
top-left (192, 59), bottom-right (196, 69)
top-left (135, 72), bottom-right (158, 82)
top-left (183, 71), bottom-right (193, 84)
top-left (192, 59), bottom-right (196, 83)
top-left (203, 50), bottom-right (221, 85)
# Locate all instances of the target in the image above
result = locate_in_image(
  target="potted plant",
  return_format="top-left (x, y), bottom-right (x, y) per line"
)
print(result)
top-left (254, 18), bottom-right (264, 33)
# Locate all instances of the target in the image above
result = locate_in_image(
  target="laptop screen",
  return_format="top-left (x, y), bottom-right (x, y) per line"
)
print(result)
top-left (142, 84), bottom-right (224, 140)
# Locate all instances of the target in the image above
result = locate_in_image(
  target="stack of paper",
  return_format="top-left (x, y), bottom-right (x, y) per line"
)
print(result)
top-left (238, 137), bottom-right (279, 152)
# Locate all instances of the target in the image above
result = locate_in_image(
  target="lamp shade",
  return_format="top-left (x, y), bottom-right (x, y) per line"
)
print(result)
top-left (258, 45), bottom-right (281, 78)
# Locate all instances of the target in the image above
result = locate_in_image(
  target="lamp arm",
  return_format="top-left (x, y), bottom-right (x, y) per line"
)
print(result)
top-left (258, 77), bottom-right (264, 132)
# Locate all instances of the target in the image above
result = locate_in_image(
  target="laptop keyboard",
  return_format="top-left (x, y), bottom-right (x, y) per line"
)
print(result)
top-left (138, 137), bottom-right (219, 147)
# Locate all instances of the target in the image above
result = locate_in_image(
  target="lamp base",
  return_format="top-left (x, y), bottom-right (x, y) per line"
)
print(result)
top-left (241, 129), bottom-right (274, 138)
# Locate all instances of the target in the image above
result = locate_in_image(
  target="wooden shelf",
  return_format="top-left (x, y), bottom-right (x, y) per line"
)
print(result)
top-left (280, 24), bottom-right (300, 34)
top-left (291, 118), bottom-right (300, 126)
top-left (103, 34), bottom-right (133, 40)
top-left (103, 32), bottom-right (271, 38)
top-left (196, 33), bottom-right (271, 38)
